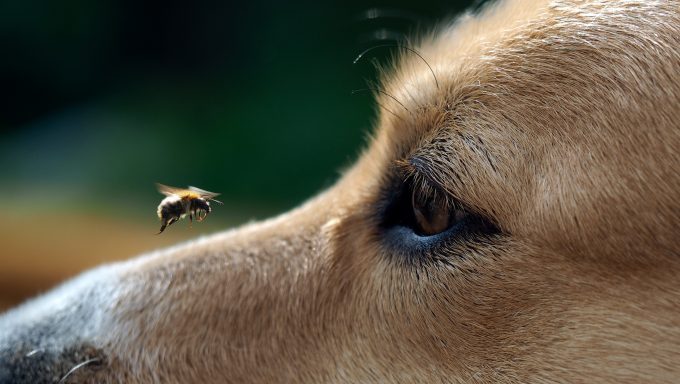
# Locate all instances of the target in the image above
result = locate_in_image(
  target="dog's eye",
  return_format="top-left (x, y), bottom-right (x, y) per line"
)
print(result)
top-left (379, 175), bottom-right (499, 257)
top-left (381, 177), bottom-right (472, 238)
top-left (411, 187), bottom-right (467, 236)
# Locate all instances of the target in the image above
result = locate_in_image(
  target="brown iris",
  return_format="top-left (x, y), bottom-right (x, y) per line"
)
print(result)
top-left (411, 187), bottom-right (467, 236)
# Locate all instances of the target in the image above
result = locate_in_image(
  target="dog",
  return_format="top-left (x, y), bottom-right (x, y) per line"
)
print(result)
top-left (1, 0), bottom-right (678, 382)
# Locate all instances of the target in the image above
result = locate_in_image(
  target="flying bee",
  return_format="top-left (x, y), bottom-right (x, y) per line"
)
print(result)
top-left (156, 183), bottom-right (223, 234)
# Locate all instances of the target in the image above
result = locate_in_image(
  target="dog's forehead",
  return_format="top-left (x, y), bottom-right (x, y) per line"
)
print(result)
top-left (374, 0), bottom-right (676, 149)
top-left (373, 0), bottom-right (552, 148)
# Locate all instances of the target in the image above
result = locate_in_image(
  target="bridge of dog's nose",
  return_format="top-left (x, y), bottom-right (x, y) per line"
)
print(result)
top-left (0, 267), bottom-right (117, 384)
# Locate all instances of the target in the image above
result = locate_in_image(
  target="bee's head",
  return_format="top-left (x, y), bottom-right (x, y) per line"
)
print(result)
top-left (192, 198), bottom-right (211, 213)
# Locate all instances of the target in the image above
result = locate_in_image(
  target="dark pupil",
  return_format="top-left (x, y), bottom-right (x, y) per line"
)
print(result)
top-left (412, 189), bottom-right (451, 236)
top-left (381, 177), bottom-right (453, 237)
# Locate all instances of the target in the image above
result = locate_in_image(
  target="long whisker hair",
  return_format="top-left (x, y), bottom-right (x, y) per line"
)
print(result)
top-left (351, 87), bottom-right (411, 113)
top-left (351, 89), bottom-right (405, 120)
top-left (353, 44), bottom-right (439, 90)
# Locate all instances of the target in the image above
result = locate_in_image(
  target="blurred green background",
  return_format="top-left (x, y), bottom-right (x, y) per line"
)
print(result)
top-left (0, 0), bottom-right (478, 308)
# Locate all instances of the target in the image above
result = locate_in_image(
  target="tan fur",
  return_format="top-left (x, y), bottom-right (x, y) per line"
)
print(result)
top-left (1, 0), bottom-right (679, 382)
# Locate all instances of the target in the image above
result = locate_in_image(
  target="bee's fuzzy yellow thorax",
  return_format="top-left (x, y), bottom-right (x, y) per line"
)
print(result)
top-left (181, 192), bottom-right (201, 201)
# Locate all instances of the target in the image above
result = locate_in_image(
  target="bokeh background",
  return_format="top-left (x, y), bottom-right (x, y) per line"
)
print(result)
top-left (0, 0), bottom-right (480, 310)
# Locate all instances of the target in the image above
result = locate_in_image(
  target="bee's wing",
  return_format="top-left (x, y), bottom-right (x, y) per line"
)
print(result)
top-left (156, 183), bottom-right (189, 197)
top-left (188, 186), bottom-right (221, 200)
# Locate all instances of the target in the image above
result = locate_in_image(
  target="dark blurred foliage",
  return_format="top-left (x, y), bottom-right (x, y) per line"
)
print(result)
top-left (0, 0), bottom-right (481, 223)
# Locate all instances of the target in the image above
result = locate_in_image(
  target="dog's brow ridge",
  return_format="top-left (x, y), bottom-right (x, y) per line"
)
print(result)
top-left (406, 155), bottom-right (451, 194)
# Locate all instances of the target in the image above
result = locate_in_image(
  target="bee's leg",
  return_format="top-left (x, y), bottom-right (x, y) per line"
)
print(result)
top-left (157, 219), bottom-right (169, 234)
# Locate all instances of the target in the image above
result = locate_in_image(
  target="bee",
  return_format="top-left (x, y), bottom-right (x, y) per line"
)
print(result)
top-left (156, 183), bottom-right (223, 234)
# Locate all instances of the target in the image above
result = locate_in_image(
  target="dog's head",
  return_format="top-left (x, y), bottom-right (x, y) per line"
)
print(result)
top-left (2, 0), bottom-right (679, 382)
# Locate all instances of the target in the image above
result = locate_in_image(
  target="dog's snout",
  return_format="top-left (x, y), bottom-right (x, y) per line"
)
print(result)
top-left (0, 343), bottom-right (104, 384)
top-left (0, 267), bottom-right (119, 383)
top-left (0, 210), bottom-right (330, 383)
top-left (0, 308), bottom-right (107, 384)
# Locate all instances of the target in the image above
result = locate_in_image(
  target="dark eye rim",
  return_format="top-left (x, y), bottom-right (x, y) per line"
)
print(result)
top-left (376, 172), bottom-right (500, 259)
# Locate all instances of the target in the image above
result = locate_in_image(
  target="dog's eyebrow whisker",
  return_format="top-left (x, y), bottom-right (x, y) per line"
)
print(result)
top-left (396, 155), bottom-right (452, 198)
top-left (352, 89), bottom-right (405, 120)
top-left (352, 88), bottom-right (411, 114)
top-left (353, 44), bottom-right (440, 90)
top-left (374, 101), bottom-right (405, 121)
top-left (58, 357), bottom-right (101, 384)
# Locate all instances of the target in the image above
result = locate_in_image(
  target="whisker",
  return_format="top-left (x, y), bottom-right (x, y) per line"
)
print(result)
top-left (25, 348), bottom-right (44, 357)
top-left (351, 89), bottom-right (404, 120)
top-left (374, 101), bottom-right (404, 121)
top-left (351, 88), bottom-right (411, 113)
top-left (353, 44), bottom-right (440, 89)
top-left (355, 8), bottom-right (421, 23)
top-left (58, 357), bottom-right (101, 384)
